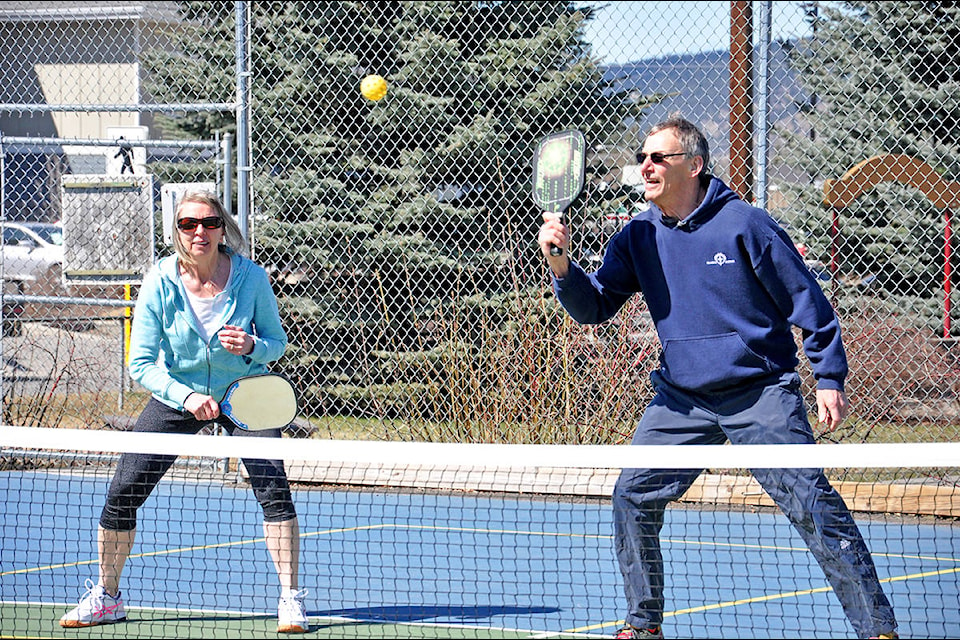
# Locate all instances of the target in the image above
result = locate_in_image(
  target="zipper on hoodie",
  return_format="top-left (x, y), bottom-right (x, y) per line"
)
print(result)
top-left (204, 342), bottom-right (213, 397)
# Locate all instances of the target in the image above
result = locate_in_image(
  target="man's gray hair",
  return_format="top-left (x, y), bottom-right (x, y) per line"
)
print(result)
top-left (646, 115), bottom-right (711, 185)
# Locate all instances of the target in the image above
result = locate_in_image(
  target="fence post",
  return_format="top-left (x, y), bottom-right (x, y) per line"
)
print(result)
top-left (0, 132), bottom-right (5, 419)
top-left (235, 0), bottom-right (252, 248)
top-left (222, 132), bottom-right (234, 216)
top-left (754, 1), bottom-right (772, 210)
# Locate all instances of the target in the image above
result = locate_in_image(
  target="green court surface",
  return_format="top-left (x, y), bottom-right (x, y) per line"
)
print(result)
top-left (0, 602), bottom-right (578, 639)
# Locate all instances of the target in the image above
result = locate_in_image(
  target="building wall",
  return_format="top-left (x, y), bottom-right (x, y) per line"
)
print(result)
top-left (0, 2), bottom-right (182, 139)
top-left (35, 63), bottom-right (140, 138)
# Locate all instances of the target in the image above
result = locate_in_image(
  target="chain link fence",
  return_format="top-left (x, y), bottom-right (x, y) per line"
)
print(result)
top-left (2, 1), bottom-right (959, 445)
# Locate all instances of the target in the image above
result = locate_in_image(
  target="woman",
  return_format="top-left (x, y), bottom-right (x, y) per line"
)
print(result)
top-left (60, 191), bottom-right (308, 633)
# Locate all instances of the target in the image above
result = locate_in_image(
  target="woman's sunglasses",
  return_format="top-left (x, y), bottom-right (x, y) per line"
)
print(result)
top-left (176, 216), bottom-right (224, 232)
top-left (636, 151), bottom-right (687, 164)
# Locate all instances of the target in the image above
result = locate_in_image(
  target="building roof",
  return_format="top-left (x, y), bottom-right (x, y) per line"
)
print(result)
top-left (0, 1), bottom-right (182, 23)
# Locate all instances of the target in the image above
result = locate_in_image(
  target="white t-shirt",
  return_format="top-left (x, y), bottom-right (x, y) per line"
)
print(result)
top-left (185, 266), bottom-right (233, 344)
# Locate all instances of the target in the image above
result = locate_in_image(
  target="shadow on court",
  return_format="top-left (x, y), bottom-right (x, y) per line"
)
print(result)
top-left (2, 603), bottom-right (571, 639)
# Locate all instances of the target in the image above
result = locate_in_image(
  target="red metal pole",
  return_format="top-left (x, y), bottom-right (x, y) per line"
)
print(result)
top-left (945, 207), bottom-right (952, 338)
top-left (729, 1), bottom-right (753, 202)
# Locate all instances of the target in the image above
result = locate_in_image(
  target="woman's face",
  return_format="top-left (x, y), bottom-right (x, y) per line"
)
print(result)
top-left (176, 201), bottom-right (224, 262)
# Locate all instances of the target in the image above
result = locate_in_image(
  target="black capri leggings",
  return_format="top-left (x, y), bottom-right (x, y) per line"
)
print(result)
top-left (100, 397), bottom-right (297, 531)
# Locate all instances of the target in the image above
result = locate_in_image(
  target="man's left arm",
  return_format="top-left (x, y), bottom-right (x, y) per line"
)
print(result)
top-left (755, 230), bottom-right (849, 394)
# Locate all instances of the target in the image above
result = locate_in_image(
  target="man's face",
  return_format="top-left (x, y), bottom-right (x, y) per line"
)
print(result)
top-left (640, 129), bottom-right (699, 212)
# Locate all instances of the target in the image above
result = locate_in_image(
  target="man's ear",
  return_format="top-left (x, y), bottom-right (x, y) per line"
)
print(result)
top-left (690, 155), bottom-right (705, 179)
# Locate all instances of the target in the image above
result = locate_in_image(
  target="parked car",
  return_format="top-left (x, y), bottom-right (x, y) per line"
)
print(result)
top-left (1, 221), bottom-right (64, 295)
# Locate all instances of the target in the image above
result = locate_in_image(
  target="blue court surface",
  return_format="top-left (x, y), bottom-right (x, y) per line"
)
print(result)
top-left (1, 469), bottom-right (958, 638)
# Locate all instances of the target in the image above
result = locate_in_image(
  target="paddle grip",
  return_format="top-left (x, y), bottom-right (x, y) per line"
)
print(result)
top-left (549, 212), bottom-right (564, 257)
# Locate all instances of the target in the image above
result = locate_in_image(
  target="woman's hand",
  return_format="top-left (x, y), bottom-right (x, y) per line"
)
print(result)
top-left (219, 324), bottom-right (253, 356)
top-left (184, 392), bottom-right (220, 421)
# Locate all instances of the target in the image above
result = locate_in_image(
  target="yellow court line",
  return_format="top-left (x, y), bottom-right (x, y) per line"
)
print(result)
top-left (1, 540), bottom-right (258, 577)
top-left (662, 537), bottom-right (960, 563)
top-left (661, 536), bottom-right (809, 553)
top-left (320, 524), bottom-right (960, 562)
top-left (2, 525), bottom-right (400, 576)
top-left (328, 522), bottom-right (614, 540)
top-left (873, 550), bottom-right (960, 563)
top-left (564, 565), bottom-right (960, 635)
top-left (7, 522), bottom-right (959, 577)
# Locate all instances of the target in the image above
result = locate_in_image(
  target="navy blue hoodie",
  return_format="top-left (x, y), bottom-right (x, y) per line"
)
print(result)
top-left (554, 177), bottom-right (847, 394)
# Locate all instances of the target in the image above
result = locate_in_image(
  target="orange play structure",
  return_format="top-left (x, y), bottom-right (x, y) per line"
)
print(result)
top-left (823, 154), bottom-right (960, 337)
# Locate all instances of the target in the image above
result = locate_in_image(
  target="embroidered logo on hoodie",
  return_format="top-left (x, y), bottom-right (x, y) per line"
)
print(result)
top-left (706, 252), bottom-right (735, 266)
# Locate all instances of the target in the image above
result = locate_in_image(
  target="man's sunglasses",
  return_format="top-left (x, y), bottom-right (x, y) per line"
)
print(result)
top-left (176, 216), bottom-right (224, 232)
top-left (636, 151), bottom-right (688, 164)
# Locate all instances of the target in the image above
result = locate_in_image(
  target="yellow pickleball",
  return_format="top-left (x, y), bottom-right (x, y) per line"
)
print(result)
top-left (360, 74), bottom-right (388, 102)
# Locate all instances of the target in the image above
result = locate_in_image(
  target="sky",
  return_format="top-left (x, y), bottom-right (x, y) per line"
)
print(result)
top-left (581, 1), bottom-right (816, 65)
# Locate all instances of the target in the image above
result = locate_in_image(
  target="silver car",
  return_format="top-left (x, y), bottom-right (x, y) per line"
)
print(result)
top-left (2, 221), bottom-right (64, 294)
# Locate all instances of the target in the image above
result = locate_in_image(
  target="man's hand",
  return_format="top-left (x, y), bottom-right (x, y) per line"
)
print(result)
top-left (537, 212), bottom-right (570, 278)
top-left (816, 388), bottom-right (848, 433)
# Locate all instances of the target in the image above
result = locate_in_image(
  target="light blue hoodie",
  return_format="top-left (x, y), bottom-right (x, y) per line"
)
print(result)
top-left (128, 250), bottom-right (288, 410)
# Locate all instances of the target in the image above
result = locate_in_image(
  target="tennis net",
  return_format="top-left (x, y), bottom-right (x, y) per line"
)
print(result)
top-left (1, 425), bottom-right (958, 639)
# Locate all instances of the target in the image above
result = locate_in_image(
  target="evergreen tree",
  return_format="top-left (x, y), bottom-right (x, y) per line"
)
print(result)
top-left (778, 1), bottom-right (960, 331)
top-left (142, 1), bottom-right (645, 440)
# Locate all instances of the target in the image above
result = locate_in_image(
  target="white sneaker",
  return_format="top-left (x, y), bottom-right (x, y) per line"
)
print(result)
top-left (59, 579), bottom-right (127, 628)
top-left (277, 588), bottom-right (309, 633)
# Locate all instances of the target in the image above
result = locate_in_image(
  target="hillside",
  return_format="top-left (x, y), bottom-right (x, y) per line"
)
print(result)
top-left (603, 41), bottom-right (813, 186)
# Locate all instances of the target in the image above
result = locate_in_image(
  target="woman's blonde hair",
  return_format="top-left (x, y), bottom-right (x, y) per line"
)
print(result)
top-left (171, 191), bottom-right (247, 265)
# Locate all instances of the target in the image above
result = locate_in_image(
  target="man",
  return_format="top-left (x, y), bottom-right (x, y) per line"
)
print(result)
top-left (115, 137), bottom-right (134, 175)
top-left (536, 117), bottom-right (898, 640)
